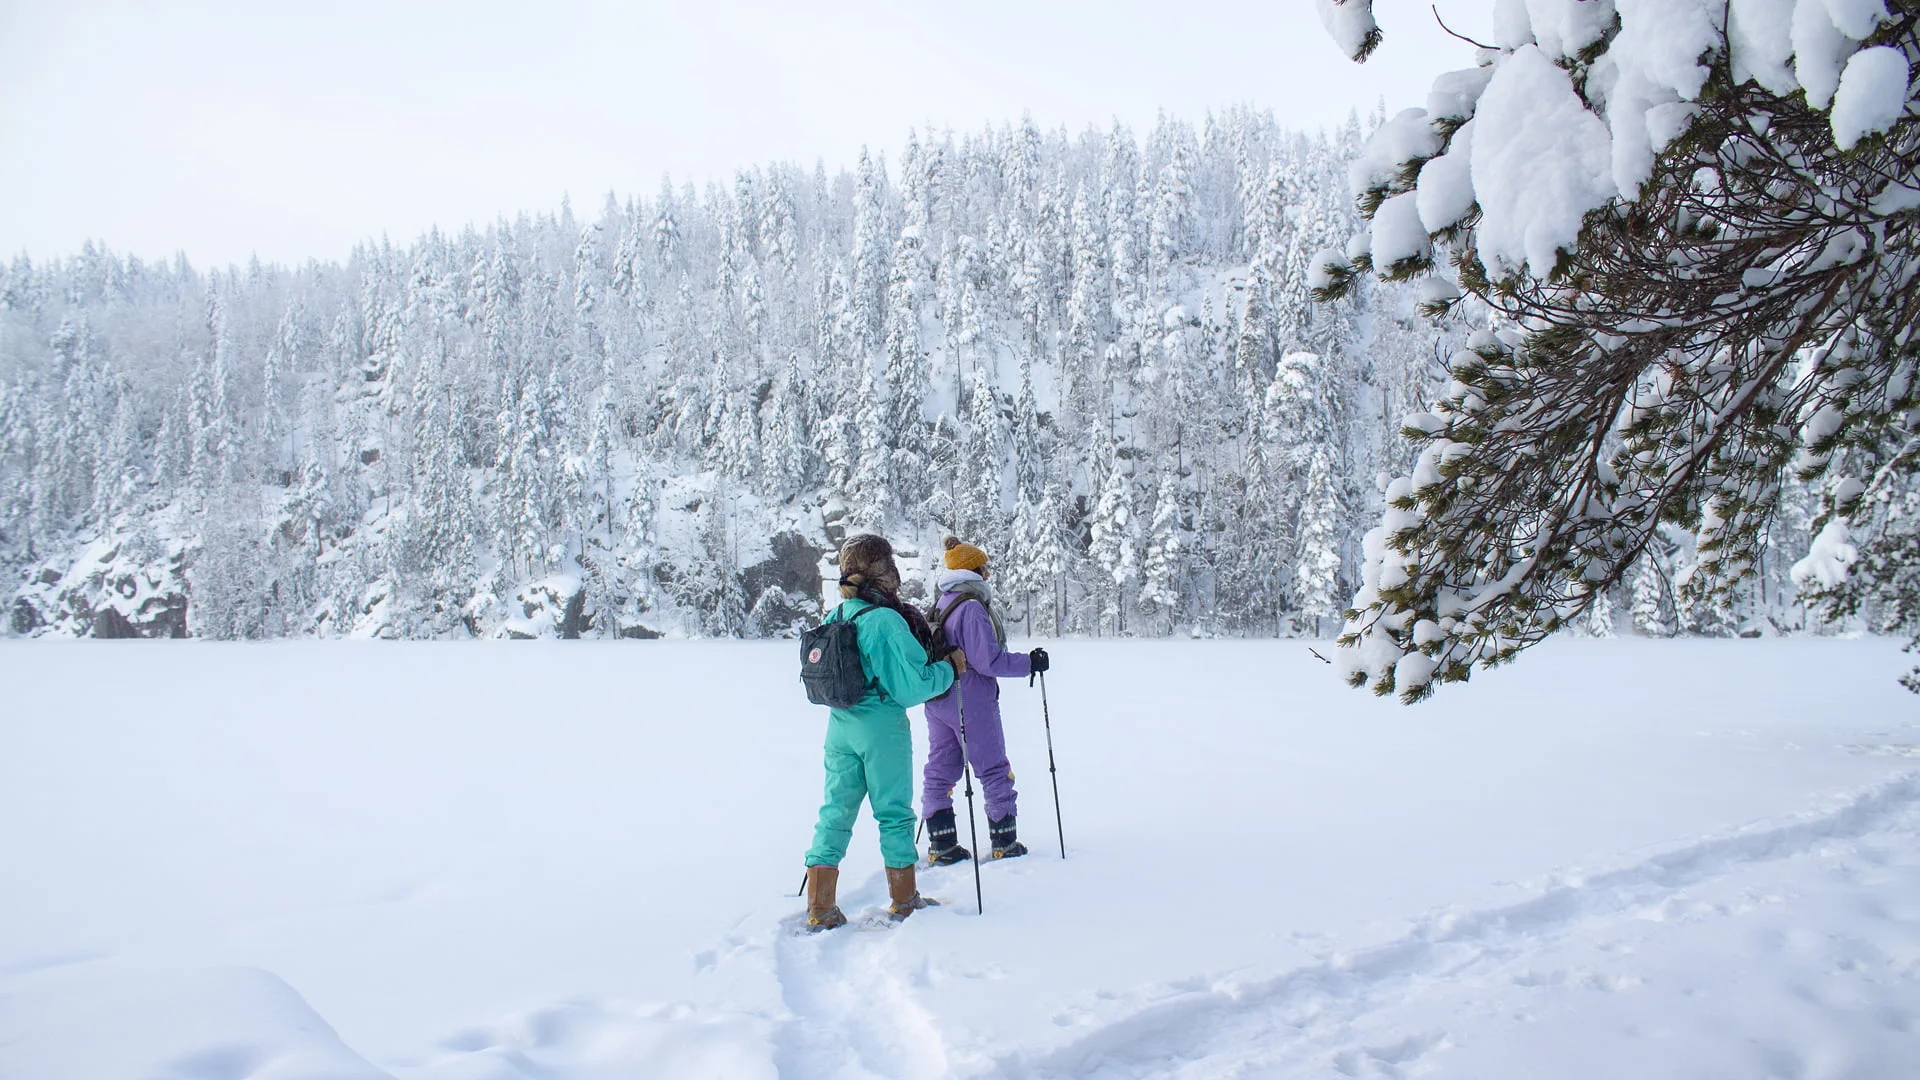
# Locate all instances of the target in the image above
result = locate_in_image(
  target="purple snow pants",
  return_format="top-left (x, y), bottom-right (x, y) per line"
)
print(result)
top-left (921, 681), bottom-right (1017, 821)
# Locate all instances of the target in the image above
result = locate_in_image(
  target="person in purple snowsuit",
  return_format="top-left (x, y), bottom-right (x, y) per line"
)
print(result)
top-left (921, 536), bottom-right (1051, 863)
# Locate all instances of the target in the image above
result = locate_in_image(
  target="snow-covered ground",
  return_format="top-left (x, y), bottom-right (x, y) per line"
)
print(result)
top-left (3, 637), bottom-right (1917, 1079)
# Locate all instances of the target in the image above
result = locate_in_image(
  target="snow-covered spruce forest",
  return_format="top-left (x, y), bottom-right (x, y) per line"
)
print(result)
top-left (0, 110), bottom-right (1818, 640)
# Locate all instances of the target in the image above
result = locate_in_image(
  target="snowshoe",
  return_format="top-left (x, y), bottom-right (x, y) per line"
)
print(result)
top-left (806, 906), bottom-right (849, 933)
top-left (888, 895), bottom-right (939, 922)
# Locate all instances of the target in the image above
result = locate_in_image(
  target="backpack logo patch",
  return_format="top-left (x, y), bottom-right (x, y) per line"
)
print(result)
top-left (808, 647), bottom-right (823, 663)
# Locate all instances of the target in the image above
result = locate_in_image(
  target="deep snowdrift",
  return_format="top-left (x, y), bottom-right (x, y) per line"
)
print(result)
top-left (3, 637), bottom-right (1916, 1078)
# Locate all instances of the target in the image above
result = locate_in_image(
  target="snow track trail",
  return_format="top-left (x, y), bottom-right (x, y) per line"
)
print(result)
top-left (769, 883), bottom-right (958, 1080)
top-left (991, 772), bottom-right (1920, 1079)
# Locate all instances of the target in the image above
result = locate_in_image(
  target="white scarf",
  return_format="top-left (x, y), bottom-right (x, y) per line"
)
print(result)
top-left (936, 568), bottom-right (987, 596)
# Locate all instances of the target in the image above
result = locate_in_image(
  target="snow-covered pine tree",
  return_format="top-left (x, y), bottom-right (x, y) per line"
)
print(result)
top-left (408, 391), bottom-right (479, 633)
top-left (1586, 587), bottom-right (1616, 639)
top-left (850, 149), bottom-right (889, 358)
top-left (652, 177), bottom-right (681, 274)
top-left (1087, 426), bottom-right (1139, 635)
top-left (1035, 473), bottom-right (1073, 636)
top-left (763, 352), bottom-right (811, 503)
top-left (1010, 350), bottom-right (1047, 504)
top-left (997, 490), bottom-right (1039, 633)
top-left (497, 380), bottom-right (551, 578)
top-left (717, 390), bottom-right (761, 487)
top-left (1061, 183), bottom-right (1106, 444)
top-left (883, 229), bottom-right (930, 511)
top-left (1233, 388), bottom-right (1286, 635)
top-left (187, 290), bottom-right (234, 507)
top-left (262, 303), bottom-right (297, 486)
top-left (1628, 550), bottom-right (1673, 638)
top-left (1317, 1), bottom-right (1920, 699)
top-left (760, 170), bottom-right (800, 289)
top-left (1149, 137), bottom-right (1196, 291)
top-left (1103, 125), bottom-right (1145, 335)
top-left (848, 366), bottom-right (893, 531)
top-left (1294, 444), bottom-right (1342, 637)
top-left (959, 364), bottom-right (1006, 547)
top-left (610, 197), bottom-right (643, 304)
top-left (96, 379), bottom-right (138, 524)
top-left (572, 222), bottom-right (603, 358)
top-left (698, 492), bottom-right (747, 638)
top-left (1139, 469), bottom-right (1184, 633)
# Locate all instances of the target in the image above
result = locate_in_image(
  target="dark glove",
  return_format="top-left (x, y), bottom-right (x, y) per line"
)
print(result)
top-left (1029, 648), bottom-right (1050, 674)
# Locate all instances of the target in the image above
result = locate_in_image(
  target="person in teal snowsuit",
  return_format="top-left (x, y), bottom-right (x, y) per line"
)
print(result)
top-left (803, 534), bottom-right (967, 931)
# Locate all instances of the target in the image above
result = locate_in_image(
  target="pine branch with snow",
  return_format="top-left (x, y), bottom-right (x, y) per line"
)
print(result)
top-left (1320, 0), bottom-right (1920, 700)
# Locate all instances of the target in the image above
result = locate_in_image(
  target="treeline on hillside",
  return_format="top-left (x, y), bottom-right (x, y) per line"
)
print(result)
top-left (0, 107), bottom-right (1816, 638)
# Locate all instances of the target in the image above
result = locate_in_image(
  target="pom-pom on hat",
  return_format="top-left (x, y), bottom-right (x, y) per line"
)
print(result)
top-left (942, 535), bottom-right (989, 572)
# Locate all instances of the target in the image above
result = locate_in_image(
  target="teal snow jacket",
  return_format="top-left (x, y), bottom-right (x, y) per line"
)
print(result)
top-left (827, 597), bottom-right (955, 719)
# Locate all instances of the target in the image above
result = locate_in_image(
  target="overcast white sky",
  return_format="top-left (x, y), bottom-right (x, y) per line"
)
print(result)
top-left (0, 1), bottom-right (1487, 269)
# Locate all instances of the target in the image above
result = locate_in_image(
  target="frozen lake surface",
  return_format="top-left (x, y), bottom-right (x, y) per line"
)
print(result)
top-left (3, 637), bottom-right (1916, 1078)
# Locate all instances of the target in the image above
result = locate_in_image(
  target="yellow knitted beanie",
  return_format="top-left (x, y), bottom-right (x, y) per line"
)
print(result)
top-left (942, 535), bottom-right (989, 572)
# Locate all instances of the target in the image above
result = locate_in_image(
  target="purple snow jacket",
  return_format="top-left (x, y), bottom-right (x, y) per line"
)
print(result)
top-left (922, 586), bottom-right (1032, 730)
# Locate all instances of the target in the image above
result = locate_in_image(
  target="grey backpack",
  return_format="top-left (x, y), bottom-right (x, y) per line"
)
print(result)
top-left (800, 604), bottom-right (881, 708)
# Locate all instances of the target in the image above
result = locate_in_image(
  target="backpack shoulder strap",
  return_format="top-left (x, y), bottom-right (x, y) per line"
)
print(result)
top-left (829, 601), bottom-right (882, 625)
top-left (846, 601), bottom-right (888, 701)
top-left (930, 595), bottom-right (973, 638)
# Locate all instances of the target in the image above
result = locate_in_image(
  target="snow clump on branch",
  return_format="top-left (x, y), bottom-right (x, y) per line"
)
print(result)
top-left (1831, 45), bottom-right (1913, 148)
top-left (1317, 0), bottom-right (1382, 61)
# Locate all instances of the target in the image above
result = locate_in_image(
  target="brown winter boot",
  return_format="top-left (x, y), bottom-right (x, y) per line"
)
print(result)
top-left (885, 864), bottom-right (937, 922)
top-left (805, 865), bottom-right (848, 932)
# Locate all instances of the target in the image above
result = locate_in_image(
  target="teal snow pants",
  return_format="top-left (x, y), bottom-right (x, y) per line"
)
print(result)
top-left (805, 707), bottom-right (918, 869)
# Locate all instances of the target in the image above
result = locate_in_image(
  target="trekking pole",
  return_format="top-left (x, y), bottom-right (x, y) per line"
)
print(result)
top-left (956, 677), bottom-right (986, 915)
top-left (1038, 669), bottom-right (1065, 859)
